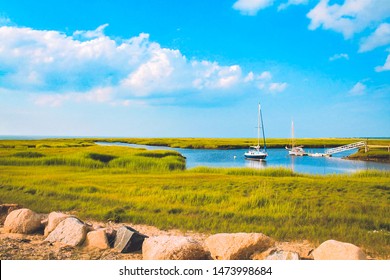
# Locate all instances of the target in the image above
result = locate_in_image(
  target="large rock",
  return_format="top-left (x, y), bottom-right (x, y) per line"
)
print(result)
top-left (44, 217), bottom-right (87, 246)
top-left (4, 208), bottom-right (42, 234)
top-left (265, 250), bottom-right (300, 260)
top-left (84, 229), bottom-right (110, 250)
top-left (312, 240), bottom-right (367, 260)
top-left (205, 233), bottom-right (274, 260)
top-left (114, 226), bottom-right (147, 253)
top-left (142, 235), bottom-right (210, 260)
top-left (44, 212), bottom-right (70, 236)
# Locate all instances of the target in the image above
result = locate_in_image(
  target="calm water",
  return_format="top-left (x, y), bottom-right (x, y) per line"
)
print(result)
top-left (96, 142), bottom-right (390, 175)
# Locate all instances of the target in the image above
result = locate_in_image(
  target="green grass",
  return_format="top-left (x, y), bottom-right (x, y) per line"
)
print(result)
top-left (0, 139), bottom-right (389, 259)
top-left (348, 147), bottom-right (390, 163)
top-left (0, 142), bottom-right (185, 172)
top-left (190, 166), bottom-right (298, 177)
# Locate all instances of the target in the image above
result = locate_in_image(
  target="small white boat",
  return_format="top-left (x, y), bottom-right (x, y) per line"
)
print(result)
top-left (288, 146), bottom-right (307, 156)
top-left (244, 103), bottom-right (268, 160)
top-left (285, 120), bottom-right (307, 156)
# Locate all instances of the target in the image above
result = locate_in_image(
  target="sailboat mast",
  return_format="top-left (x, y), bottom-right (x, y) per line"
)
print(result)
top-left (259, 103), bottom-right (267, 150)
top-left (257, 103), bottom-right (260, 148)
top-left (291, 120), bottom-right (294, 148)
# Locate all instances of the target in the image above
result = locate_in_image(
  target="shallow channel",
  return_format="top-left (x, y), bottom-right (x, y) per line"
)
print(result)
top-left (96, 142), bottom-right (390, 175)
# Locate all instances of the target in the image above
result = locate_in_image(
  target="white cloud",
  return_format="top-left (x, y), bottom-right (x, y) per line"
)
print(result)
top-left (349, 82), bottom-right (366, 96)
top-left (359, 23), bottom-right (390, 52)
top-left (0, 24), bottom-right (287, 106)
top-left (269, 82), bottom-right (288, 92)
top-left (258, 71), bottom-right (272, 80)
top-left (233, 0), bottom-right (274, 16)
top-left (278, 0), bottom-right (308, 11)
top-left (73, 23), bottom-right (109, 39)
top-left (307, 0), bottom-right (390, 39)
top-left (375, 51), bottom-right (390, 71)
top-left (244, 71), bottom-right (255, 82)
top-left (329, 53), bottom-right (349, 61)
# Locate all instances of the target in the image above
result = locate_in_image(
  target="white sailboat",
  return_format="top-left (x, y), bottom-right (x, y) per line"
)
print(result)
top-left (244, 103), bottom-right (268, 160)
top-left (285, 120), bottom-right (307, 156)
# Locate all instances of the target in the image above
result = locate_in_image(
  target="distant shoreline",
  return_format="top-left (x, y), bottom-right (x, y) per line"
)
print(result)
top-left (1, 135), bottom-right (390, 141)
top-left (1, 136), bottom-right (390, 150)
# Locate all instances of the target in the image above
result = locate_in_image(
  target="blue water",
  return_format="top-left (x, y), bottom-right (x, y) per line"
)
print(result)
top-left (96, 142), bottom-right (390, 175)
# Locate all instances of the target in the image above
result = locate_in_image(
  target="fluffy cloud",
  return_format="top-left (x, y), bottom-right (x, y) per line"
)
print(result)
top-left (268, 82), bottom-right (288, 93)
top-left (349, 82), bottom-right (366, 96)
top-left (258, 71), bottom-right (272, 80)
top-left (307, 0), bottom-right (390, 39)
top-left (359, 23), bottom-right (390, 52)
top-left (0, 24), bottom-right (286, 106)
top-left (232, 0), bottom-right (274, 16)
top-left (329, 53), bottom-right (349, 61)
top-left (278, 0), bottom-right (308, 11)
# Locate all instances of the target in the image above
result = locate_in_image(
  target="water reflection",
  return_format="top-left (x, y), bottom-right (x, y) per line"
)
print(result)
top-left (244, 159), bottom-right (267, 169)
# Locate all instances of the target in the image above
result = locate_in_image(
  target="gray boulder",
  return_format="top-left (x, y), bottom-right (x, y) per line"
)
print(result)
top-left (143, 235), bottom-right (209, 260)
top-left (44, 217), bottom-right (87, 246)
top-left (205, 233), bottom-right (274, 260)
top-left (114, 226), bottom-right (147, 253)
top-left (312, 240), bottom-right (367, 260)
top-left (4, 208), bottom-right (42, 234)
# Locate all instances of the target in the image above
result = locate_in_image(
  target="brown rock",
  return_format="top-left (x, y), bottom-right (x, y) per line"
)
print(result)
top-left (312, 240), bottom-right (367, 260)
top-left (84, 230), bottom-right (110, 250)
top-left (142, 235), bottom-right (209, 260)
top-left (44, 212), bottom-right (70, 236)
top-left (205, 233), bottom-right (274, 260)
top-left (44, 217), bottom-right (87, 246)
top-left (4, 208), bottom-right (42, 234)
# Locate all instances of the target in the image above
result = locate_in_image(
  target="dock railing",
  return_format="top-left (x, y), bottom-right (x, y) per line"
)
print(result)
top-left (325, 141), bottom-right (366, 155)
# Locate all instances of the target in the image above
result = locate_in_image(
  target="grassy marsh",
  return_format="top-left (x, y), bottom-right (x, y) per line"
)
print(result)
top-left (347, 147), bottom-right (390, 163)
top-left (0, 139), bottom-right (389, 258)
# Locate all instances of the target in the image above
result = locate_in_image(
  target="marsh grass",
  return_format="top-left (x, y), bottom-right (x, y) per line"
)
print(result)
top-left (13, 151), bottom-right (46, 158)
top-left (0, 141), bottom-right (185, 172)
top-left (348, 147), bottom-right (390, 162)
top-left (0, 139), bottom-right (389, 258)
top-left (190, 166), bottom-right (298, 177)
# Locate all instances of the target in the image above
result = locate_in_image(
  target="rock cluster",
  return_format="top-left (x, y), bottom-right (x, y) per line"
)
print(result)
top-left (0, 206), bottom-right (369, 260)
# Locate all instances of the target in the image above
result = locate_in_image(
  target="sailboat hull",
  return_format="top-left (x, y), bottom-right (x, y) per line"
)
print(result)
top-left (288, 150), bottom-right (307, 156)
top-left (244, 151), bottom-right (267, 160)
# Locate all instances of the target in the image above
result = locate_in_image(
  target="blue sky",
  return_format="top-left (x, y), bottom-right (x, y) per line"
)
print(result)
top-left (0, 0), bottom-right (389, 138)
